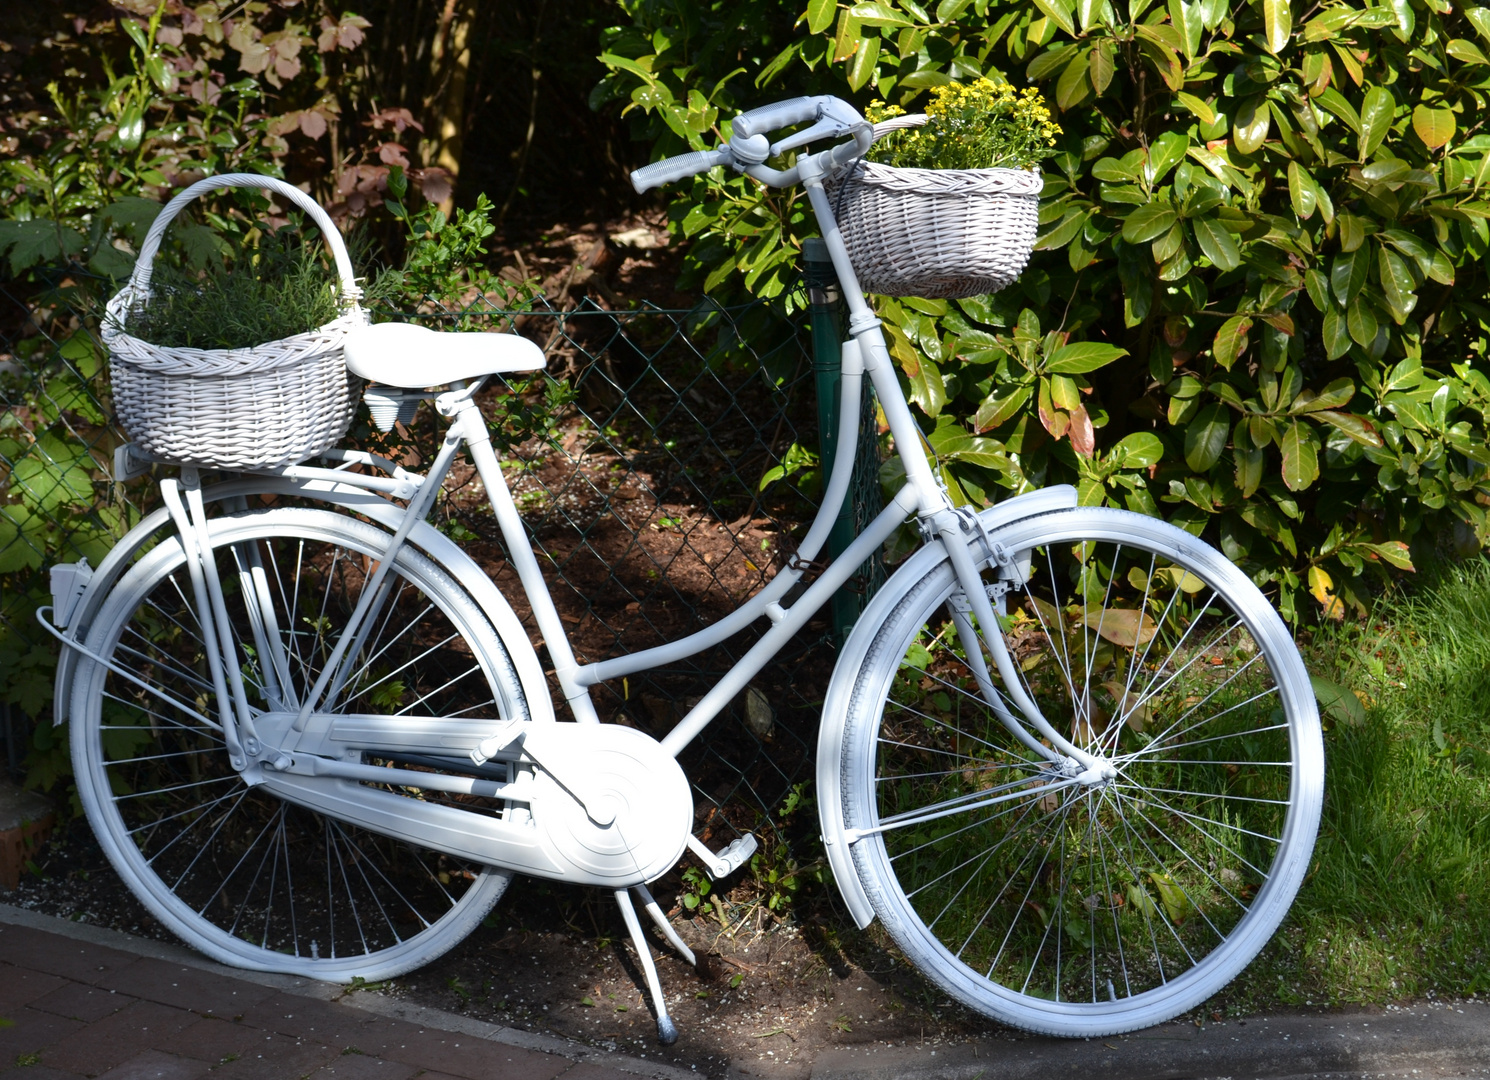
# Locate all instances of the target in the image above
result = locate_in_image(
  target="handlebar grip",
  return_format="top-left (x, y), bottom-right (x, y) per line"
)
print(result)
top-left (631, 148), bottom-right (732, 193)
top-left (733, 96), bottom-right (830, 139)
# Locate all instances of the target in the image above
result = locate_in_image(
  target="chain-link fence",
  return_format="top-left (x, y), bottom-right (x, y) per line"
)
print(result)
top-left (0, 252), bottom-right (885, 871)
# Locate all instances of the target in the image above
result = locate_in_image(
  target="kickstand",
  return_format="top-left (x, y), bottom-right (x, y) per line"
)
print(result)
top-left (633, 882), bottom-right (696, 967)
top-left (614, 888), bottom-right (679, 1045)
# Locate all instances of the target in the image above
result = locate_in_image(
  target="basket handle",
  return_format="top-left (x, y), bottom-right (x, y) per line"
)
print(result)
top-left (869, 114), bottom-right (929, 144)
top-left (127, 173), bottom-right (361, 303)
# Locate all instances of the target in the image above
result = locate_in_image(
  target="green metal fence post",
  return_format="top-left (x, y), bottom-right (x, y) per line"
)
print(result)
top-left (804, 239), bottom-right (883, 645)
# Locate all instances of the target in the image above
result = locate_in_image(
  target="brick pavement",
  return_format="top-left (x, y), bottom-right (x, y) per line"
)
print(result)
top-left (0, 916), bottom-right (684, 1080)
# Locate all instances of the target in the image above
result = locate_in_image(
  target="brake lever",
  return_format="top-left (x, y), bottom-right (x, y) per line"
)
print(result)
top-left (770, 117), bottom-right (856, 155)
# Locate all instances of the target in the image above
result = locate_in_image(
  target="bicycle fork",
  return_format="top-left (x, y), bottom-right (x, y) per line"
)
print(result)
top-left (802, 168), bottom-right (1109, 779)
top-left (842, 317), bottom-right (1109, 779)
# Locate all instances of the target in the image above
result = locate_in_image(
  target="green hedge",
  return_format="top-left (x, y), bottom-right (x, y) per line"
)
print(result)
top-left (597, 0), bottom-right (1490, 620)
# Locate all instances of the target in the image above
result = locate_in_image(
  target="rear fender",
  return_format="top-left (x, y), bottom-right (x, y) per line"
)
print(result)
top-left (54, 476), bottom-right (553, 726)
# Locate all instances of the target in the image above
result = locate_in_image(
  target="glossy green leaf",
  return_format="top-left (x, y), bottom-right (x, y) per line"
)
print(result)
top-left (1184, 403), bottom-right (1231, 472)
top-left (1377, 246), bottom-right (1416, 323)
top-left (1346, 296), bottom-right (1378, 347)
top-left (1193, 216), bottom-right (1241, 270)
top-left (1359, 86), bottom-right (1395, 159)
top-left (807, 0), bottom-right (838, 33)
top-left (1365, 541), bottom-right (1415, 569)
top-left (1089, 42), bottom-right (1115, 95)
top-left (122, 19), bottom-right (150, 52)
top-left (1056, 46), bottom-right (1094, 109)
top-left (1147, 131), bottom-right (1189, 185)
top-left (1092, 157), bottom-right (1140, 183)
top-left (1468, 7), bottom-right (1490, 42)
top-left (1447, 38), bottom-right (1490, 65)
top-left (1031, 0), bottom-right (1078, 36)
top-left (1036, 208), bottom-right (1092, 250)
top-left (1046, 341), bottom-right (1130, 373)
top-left (1411, 105), bottom-right (1456, 149)
top-left (1331, 250), bottom-right (1368, 304)
top-left (1114, 431), bottom-right (1165, 468)
top-left (973, 384), bottom-right (1032, 431)
top-left (1233, 98), bottom-right (1271, 154)
top-left (848, 1), bottom-right (914, 26)
top-left (1338, 212), bottom-right (1367, 253)
top-left (1288, 161), bottom-right (1317, 219)
top-left (1315, 88), bottom-right (1361, 133)
top-left (1122, 204), bottom-right (1178, 243)
top-left (1281, 421), bottom-right (1320, 491)
top-left (1212, 315), bottom-right (1252, 368)
top-left (1313, 409), bottom-right (1384, 447)
top-left (1388, 0), bottom-right (1413, 37)
top-left (833, 9), bottom-right (863, 60)
top-left (846, 31), bottom-right (880, 90)
top-left (1235, 442), bottom-right (1265, 497)
top-left (1263, 0), bottom-right (1291, 54)
top-left (1321, 306), bottom-right (1350, 359)
top-left (1169, 0), bottom-right (1202, 59)
top-left (1176, 92), bottom-right (1215, 124)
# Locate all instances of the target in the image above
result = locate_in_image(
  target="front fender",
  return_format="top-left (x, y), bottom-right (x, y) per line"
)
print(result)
top-left (815, 485), bottom-right (1078, 928)
top-left (54, 476), bottom-right (553, 726)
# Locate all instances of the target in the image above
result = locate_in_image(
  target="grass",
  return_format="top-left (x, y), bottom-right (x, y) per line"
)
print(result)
top-left (1214, 559), bottom-right (1490, 1011)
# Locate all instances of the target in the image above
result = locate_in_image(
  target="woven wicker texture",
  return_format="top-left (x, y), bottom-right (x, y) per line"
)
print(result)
top-left (827, 160), bottom-right (1043, 299)
top-left (103, 174), bottom-right (365, 470)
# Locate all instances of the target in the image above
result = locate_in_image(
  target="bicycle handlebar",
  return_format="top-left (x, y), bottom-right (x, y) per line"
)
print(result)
top-left (732, 96), bottom-right (833, 139)
top-left (630, 148), bottom-right (733, 194)
top-left (629, 95), bottom-right (870, 195)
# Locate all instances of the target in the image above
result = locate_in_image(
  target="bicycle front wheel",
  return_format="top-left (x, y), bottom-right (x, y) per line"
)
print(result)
top-left (69, 507), bottom-right (527, 981)
top-left (840, 507), bottom-right (1323, 1035)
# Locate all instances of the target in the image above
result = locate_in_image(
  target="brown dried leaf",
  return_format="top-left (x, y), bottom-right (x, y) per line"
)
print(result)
top-left (1082, 608), bottom-right (1157, 648)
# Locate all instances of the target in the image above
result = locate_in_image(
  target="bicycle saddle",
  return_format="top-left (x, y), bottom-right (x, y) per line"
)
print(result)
top-left (343, 322), bottom-right (546, 387)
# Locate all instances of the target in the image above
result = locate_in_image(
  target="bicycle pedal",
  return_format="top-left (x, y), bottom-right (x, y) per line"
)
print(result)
top-left (685, 832), bottom-right (757, 880)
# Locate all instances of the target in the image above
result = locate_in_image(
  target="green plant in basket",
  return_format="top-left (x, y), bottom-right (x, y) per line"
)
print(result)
top-left (866, 80), bottom-right (1062, 173)
top-left (120, 227), bottom-right (344, 351)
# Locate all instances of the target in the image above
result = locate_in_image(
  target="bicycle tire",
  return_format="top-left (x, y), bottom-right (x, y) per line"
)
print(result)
top-left (69, 507), bottom-right (527, 981)
top-left (839, 506), bottom-right (1323, 1035)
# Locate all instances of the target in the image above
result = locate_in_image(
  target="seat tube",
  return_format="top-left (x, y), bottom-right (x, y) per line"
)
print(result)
top-left (452, 396), bottom-right (601, 724)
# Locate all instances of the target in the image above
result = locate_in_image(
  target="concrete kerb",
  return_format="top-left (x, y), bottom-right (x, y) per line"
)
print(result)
top-left (808, 1002), bottom-right (1490, 1080)
top-left (6, 902), bottom-right (1489, 1080)
top-left (0, 902), bottom-right (692, 1080)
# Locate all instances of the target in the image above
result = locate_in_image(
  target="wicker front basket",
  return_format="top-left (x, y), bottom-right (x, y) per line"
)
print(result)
top-left (102, 174), bottom-right (365, 470)
top-left (827, 161), bottom-right (1043, 299)
top-left (825, 115), bottom-right (1045, 299)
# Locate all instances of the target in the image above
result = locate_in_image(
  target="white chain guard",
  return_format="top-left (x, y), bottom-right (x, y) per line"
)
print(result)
top-left (262, 714), bottom-right (694, 888)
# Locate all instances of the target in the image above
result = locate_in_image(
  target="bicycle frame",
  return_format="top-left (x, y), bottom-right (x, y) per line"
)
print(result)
top-left (153, 150), bottom-right (1106, 781)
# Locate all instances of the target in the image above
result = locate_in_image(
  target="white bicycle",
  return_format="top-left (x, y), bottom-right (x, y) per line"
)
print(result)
top-left (44, 96), bottom-right (1322, 1042)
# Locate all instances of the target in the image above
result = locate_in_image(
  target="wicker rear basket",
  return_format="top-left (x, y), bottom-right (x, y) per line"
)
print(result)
top-left (826, 116), bottom-right (1044, 300)
top-left (103, 174), bottom-right (365, 470)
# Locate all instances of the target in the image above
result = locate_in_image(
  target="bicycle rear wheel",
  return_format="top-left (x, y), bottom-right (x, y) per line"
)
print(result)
top-left (839, 507), bottom-right (1322, 1035)
top-left (69, 507), bottom-right (527, 981)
